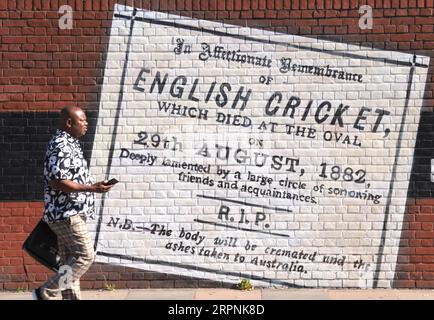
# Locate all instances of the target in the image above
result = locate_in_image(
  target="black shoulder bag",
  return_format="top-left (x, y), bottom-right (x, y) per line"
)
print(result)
top-left (22, 219), bottom-right (60, 272)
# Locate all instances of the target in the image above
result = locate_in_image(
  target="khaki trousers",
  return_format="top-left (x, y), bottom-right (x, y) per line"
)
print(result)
top-left (41, 214), bottom-right (94, 300)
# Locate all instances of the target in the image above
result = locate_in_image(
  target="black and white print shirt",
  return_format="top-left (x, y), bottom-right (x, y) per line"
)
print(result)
top-left (43, 129), bottom-right (95, 223)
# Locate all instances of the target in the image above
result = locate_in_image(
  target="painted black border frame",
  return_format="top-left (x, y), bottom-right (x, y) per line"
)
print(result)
top-left (93, 7), bottom-right (429, 288)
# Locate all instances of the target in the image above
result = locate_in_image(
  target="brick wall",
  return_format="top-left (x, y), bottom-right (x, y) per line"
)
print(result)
top-left (1, 0), bottom-right (434, 290)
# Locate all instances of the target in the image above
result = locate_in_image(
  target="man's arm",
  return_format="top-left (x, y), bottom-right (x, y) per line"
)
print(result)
top-left (50, 179), bottom-right (113, 193)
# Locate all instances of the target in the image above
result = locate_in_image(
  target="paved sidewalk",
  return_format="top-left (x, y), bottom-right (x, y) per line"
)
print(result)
top-left (1, 288), bottom-right (434, 300)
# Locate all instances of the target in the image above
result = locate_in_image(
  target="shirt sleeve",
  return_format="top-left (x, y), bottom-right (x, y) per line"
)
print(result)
top-left (47, 146), bottom-right (73, 181)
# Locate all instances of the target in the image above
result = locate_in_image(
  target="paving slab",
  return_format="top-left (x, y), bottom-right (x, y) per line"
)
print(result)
top-left (82, 289), bottom-right (130, 300)
top-left (262, 289), bottom-right (329, 300)
top-left (327, 289), bottom-right (396, 300)
top-left (2, 288), bottom-right (434, 300)
top-left (195, 288), bottom-right (261, 300)
top-left (126, 289), bottom-right (196, 300)
top-left (0, 292), bottom-right (32, 300)
top-left (325, 289), bottom-right (434, 300)
top-left (393, 290), bottom-right (434, 300)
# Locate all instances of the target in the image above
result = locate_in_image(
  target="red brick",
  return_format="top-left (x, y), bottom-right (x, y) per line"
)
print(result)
top-left (2, 52), bottom-right (27, 60)
top-left (265, 10), bottom-right (277, 18)
top-left (366, 34), bottom-right (390, 42)
top-left (0, 209), bottom-right (13, 217)
top-left (28, 202), bottom-right (43, 209)
top-left (7, 93), bottom-right (23, 101)
top-left (420, 8), bottom-right (434, 16)
top-left (240, 11), bottom-right (252, 18)
top-left (4, 233), bottom-right (27, 241)
top-left (3, 282), bottom-right (26, 290)
top-left (393, 279), bottom-right (414, 288)
top-left (416, 281), bottom-right (434, 288)
top-left (25, 36), bottom-right (48, 45)
top-left (416, 264), bottom-right (434, 272)
top-left (416, 247), bottom-right (434, 255)
top-left (9, 257), bottom-right (23, 266)
top-left (420, 206), bottom-right (433, 214)
top-left (409, 239), bottom-right (421, 248)
top-left (390, 34), bottom-right (415, 42)
top-left (394, 272), bottom-right (410, 280)
top-left (421, 222), bottom-right (433, 231)
top-left (416, 17), bottom-right (434, 24)
top-left (80, 281), bottom-right (94, 289)
top-left (28, 101), bottom-right (54, 109)
top-left (423, 41), bottom-right (434, 49)
top-left (416, 34), bottom-right (434, 41)
top-left (3, 69), bottom-right (29, 77)
top-left (0, 241), bottom-right (12, 249)
top-left (3, 20), bottom-right (26, 27)
top-left (415, 231), bottom-right (434, 239)
top-left (35, 273), bottom-right (50, 282)
top-left (28, 52), bottom-right (52, 60)
top-left (3, 249), bottom-right (26, 257)
top-left (52, 36), bottom-right (76, 44)
top-left (409, 222), bottom-right (422, 230)
top-left (0, 226), bottom-right (11, 234)
top-left (10, 224), bottom-right (23, 232)
top-left (395, 263), bottom-right (415, 272)
top-left (416, 214), bottom-right (434, 222)
top-left (422, 256), bottom-right (434, 263)
top-left (244, 10), bottom-right (258, 19)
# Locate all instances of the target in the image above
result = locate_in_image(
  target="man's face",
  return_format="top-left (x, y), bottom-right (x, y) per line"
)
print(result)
top-left (68, 109), bottom-right (88, 138)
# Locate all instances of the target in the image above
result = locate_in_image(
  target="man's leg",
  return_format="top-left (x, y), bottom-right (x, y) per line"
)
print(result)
top-left (62, 279), bottom-right (82, 300)
top-left (37, 220), bottom-right (69, 300)
top-left (39, 215), bottom-right (94, 300)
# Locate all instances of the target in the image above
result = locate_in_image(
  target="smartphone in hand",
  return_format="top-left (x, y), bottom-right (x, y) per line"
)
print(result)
top-left (104, 178), bottom-right (119, 186)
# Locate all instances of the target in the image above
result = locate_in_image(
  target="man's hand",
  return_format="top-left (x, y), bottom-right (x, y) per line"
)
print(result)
top-left (90, 181), bottom-right (114, 193)
top-left (50, 179), bottom-right (114, 193)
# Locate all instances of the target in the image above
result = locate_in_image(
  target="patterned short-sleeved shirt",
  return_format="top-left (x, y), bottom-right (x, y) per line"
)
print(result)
top-left (43, 129), bottom-right (95, 223)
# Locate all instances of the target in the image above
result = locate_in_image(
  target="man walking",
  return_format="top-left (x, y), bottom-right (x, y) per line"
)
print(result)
top-left (32, 106), bottom-right (113, 300)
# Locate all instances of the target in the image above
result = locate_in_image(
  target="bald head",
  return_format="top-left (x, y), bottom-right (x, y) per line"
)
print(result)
top-left (61, 106), bottom-right (83, 121)
top-left (60, 106), bottom-right (88, 138)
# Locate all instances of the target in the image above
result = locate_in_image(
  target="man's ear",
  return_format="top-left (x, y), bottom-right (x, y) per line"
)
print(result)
top-left (65, 118), bottom-right (73, 128)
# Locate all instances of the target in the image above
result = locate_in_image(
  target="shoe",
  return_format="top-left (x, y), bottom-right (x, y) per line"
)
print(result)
top-left (31, 287), bottom-right (44, 300)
